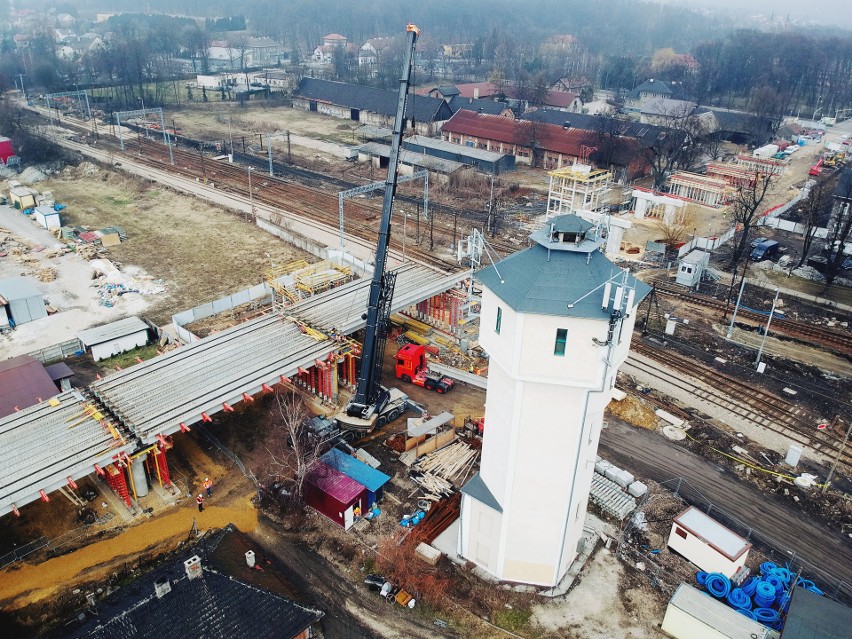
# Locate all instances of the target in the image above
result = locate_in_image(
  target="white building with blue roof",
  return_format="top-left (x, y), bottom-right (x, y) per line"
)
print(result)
top-left (459, 214), bottom-right (650, 587)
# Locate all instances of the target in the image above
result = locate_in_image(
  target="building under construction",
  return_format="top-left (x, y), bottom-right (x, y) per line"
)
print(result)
top-left (667, 171), bottom-right (730, 207)
top-left (546, 164), bottom-right (612, 217)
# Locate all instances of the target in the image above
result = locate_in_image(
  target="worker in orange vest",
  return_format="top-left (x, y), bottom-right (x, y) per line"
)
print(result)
top-left (196, 494), bottom-right (204, 512)
top-left (203, 477), bottom-right (213, 497)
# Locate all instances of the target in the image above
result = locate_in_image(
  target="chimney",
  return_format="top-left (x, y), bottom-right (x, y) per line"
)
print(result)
top-left (154, 577), bottom-right (172, 598)
top-left (473, 88), bottom-right (479, 99)
top-left (184, 555), bottom-right (202, 580)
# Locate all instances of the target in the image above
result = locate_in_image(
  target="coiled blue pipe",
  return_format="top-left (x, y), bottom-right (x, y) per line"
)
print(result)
top-left (727, 587), bottom-right (751, 610)
top-left (705, 573), bottom-right (731, 599)
top-left (771, 567), bottom-right (792, 584)
top-left (754, 607), bottom-right (780, 624)
top-left (766, 575), bottom-right (785, 596)
top-left (741, 577), bottom-right (758, 597)
top-left (737, 608), bottom-right (757, 621)
top-left (754, 581), bottom-right (776, 608)
top-left (696, 571), bottom-right (708, 586)
top-left (760, 561), bottom-right (777, 576)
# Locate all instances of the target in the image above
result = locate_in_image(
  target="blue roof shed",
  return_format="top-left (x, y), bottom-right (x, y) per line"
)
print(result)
top-left (321, 447), bottom-right (390, 505)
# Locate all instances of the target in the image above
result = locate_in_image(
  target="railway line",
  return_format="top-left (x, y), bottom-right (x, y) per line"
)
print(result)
top-left (43, 110), bottom-right (522, 264)
top-left (626, 339), bottom-right (852, 474)
top-left (651, 281), bottom-right (852, 357)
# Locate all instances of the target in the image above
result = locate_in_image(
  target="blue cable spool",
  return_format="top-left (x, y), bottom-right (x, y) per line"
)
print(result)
top-left (772, 567), bottom-right (792, 585)
top-left (737, 608), bottom-right (757, 621)
top-left (726, 587), bottom-right (752, 610)
top-left (705, 573), bottom-right (731, 599)
top-left (696, 571), bottom-right (708, 586)
top-left (766, 575), bottom-right (785, 597)
top-left (760, 561), bottom-right (777, 576)
top-left (741, 577), bottom-right (758, 597)
top-left (754, 581), bottom-right (776, 608)
top-left (753, 607), bottom-right (780, 624)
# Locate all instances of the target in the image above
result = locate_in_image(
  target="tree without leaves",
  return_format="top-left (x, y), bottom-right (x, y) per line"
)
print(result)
top-left (655, 203), bottom-right (699, 249)
top-left (726, 170), bottom-right (776, 270)
top-left (795, 176), bottom-right (835, 267)
top-left (822, 170), bottom-right (852, 290)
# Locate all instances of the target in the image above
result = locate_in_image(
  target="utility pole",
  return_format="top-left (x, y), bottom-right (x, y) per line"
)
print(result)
top-left (286, 130), bottom-right (292, 163)
top-left (486, 173), bottom-right (495, 233)
top-left (227, 114), bottom-right (234, 156)
top-left (726, 276), bottom-right (747, 339)
top-left (15, 74), bottom-right (26, 101)
top-left (247, 166), bottom-right (255, 221)
top-left (823, 417), bottom-right (850, 493)
top-left (754, 288), bottom-right (779, 369)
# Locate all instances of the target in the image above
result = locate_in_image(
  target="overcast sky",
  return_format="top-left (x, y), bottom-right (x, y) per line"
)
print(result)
top-left (661, 0), bottom-right (852, 29)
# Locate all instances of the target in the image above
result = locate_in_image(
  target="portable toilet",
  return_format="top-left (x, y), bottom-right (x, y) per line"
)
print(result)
top-left (676, 250), bottom-right (709, 288)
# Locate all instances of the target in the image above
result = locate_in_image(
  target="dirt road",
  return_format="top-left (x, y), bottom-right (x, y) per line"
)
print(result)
top-left (599, 420), bottom-right (852, 598)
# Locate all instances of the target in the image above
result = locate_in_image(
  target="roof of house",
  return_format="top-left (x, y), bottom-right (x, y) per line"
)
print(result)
top-left (633, 79), bottom-right (673, 96)
top-left (454, 82), bottom-right (502, 99)
top-left (405, 135), bottom-right (508, 162)
top-left (294, 77), bottom-right (452, 123)
top-left (434, 85), bottom-right (460, 97)
top-left (0, 355), bottom-right (59, 418)
top-left (58, 526), bottom-right (322, 639)
top-left (442, 110), bottom-right (642, 166)
top-left (697, 108), bottom-right (774, 135)
top-left (541, 90), bottom-right (580, 109)
top-left (638, 97), bottom-right (697, 117)
top-left (321, 447), bottom-right (390, 493)
top-left (0, 276), bottom-right (42, 302)
top-left (519, 108), bottom-right (670, 148)
top-left (461, 473), bottom-right (502, 512)
top-left (447, 95), bottom-right (511, 116)
top-left (44, 362), bottom-right (74, 381)
top-left (476, 218), bottom-right (651, 319)
top-left (781, 587), bottom-right (852, 639)
top-left (673, 506), bottom-right (751, 560)
top-left (668, 584), bottom-right (771, 639)
top-left (78, 316), bottom-right (149, 347)
top-left (323, 33), bottom-right (347, 40)
top-left (306, 461), bottom-right (365, 502)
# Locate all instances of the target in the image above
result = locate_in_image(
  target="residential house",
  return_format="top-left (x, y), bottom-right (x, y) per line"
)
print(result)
top-left (208, 40), bottom-right (252, 70)
top-left (441, 110), bottom-right (648, 179)
top-left (441, 43), bottom-right (472, 59)
top-left (447, 95), bottom-right (514, 117)
top-left (358, 37), bottom-right (395, 74)
top-left (696, 107), bottom-right (777, 146)
top-left (551, 76), bottom-right (593, 93)
top-left (313, 33), bottom-right (348, 62)
top-left (245, 36), bottom-right (281, 66)
top-left (0, 355), bottom-right (61, 418)
top-left (292, 77), bottom-right (452, 136)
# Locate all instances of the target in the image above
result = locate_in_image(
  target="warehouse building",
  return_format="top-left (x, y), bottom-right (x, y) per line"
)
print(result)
top-left (403, 135), bottom-right (515, 174)
top-left (667, 506), bottom-right (751, 577)
top-left (78, 316), bottom-right (151, 362)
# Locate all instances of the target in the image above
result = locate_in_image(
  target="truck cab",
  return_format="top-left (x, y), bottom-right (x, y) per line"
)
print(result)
top-left (395, 344), bottom-right (455, 393)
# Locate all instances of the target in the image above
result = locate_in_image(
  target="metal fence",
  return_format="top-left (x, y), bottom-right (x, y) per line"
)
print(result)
top-left (26, 337), bottom-right (84, 364)
top-left (0, 519), bottom-right (118, 571)
top-left (195, 424), bottom-right (258, 487)
top-left (637, 477), bottom-right (852, 604)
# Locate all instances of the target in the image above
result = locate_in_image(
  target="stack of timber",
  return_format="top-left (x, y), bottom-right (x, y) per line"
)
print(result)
top-left (408, 440), bottom-right (479, 499)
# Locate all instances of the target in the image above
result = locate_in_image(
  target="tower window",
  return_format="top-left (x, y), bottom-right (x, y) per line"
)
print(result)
top-left (554, 328), bottom-right (568, 356)
top-left (495, 307), bottom-right (502, 334)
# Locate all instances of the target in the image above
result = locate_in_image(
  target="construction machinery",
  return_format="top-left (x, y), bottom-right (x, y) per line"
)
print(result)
top-left (395, 344), bottom-right (456, 393)
top-left (335, 23), bottom-right (421, 435)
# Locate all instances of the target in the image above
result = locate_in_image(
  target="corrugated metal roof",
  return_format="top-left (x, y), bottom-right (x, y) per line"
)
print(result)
top-left (674, 506), bottom-right (751, 560)
top-left (306, 461), bottom-right (364, 502)
top-left (44, 362), bottom-right (74, 381)
top-left (405, 135), bottom-right (507, 162)
top-left (90, 264), bottom-right (466, 443)
top-left (78, 316), bottom-right (149, 347)
top-left (321, 447), bottom-right (390, 493)
top-left (476, 244), bottom-right (651, 320)
top-left (356, 142), bottom-right (467, 174)
top-left (294, 77), bottom-right (452, 123)
top-left (0, 276), bottom-right (42, 302)
top-left (461, 473), bottom-right (502, 512)
top-left (668, 584), bottom-right (770, 639)
top-left (0, 390), bottom-right (133, 516)
top-left (0, 355), bottom-right (60, 418)
top-left (447, 95), bottom-right (509, 116)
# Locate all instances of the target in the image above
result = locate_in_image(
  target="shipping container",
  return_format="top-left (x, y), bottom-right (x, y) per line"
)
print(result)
top-left (303, 461), bottom-right (366, 530)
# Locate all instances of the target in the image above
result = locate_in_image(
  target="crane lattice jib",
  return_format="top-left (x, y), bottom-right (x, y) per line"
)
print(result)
top-left (348, 23), bottom-right (419, 417)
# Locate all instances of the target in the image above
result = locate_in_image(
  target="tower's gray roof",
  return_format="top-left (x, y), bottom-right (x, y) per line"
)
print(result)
top-left (550, 215), bottom-right (593, 234)
top-left (476, 244), bottom-right (651, 320)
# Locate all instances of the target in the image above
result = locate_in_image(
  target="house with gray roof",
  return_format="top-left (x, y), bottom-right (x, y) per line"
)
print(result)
top-left (293, 77), bottom-right (452, 136)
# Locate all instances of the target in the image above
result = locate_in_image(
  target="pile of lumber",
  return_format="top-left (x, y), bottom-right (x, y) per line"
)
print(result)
top-left (408, 470), bottom-right (454, 499)
top-left (411, 492), bottom-right (462, 545)
top-left (36, 266), bottom-right (57, 282)
top-left (412, 440), bottom-right (478, 483)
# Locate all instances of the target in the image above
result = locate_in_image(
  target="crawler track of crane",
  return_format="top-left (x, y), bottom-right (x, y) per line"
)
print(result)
top-left (652, 281), bottom-right (852, 357)
top-left (627, 339), bottom-right (852, 474)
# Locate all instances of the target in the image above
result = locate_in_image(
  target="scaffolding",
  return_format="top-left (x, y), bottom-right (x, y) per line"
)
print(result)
top-left (734, 153), bottom-right (787, 176)
top-left (668, 171), bottom-right (730, 207)
top-left (706, 162), bottom-right (757, 187)
top-left (264, 259), bottom-right (356, 309)
top-left (546, 164), bottom-right (612, 218)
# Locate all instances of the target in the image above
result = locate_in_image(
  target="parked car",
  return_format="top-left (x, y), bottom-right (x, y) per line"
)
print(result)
top-left (750, 239), bottom-right (780, 262)
top-left (364, 574), bottom-right (387, 592)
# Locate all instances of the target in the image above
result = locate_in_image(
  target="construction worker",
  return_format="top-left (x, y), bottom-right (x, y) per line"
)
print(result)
top-left (196, 494), bottom-right (204, 512)
top-left (203, 477), bottom-right (213, 497)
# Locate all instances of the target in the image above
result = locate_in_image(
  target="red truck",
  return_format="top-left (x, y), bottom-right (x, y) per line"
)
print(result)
top-left (395, 344), bottom-right (455, 394)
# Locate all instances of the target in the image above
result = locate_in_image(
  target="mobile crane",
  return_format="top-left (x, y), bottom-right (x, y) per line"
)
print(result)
top-left (335, 23), bottom-right (421, 435)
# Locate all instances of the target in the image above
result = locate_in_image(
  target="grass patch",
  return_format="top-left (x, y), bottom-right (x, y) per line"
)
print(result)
top-left (96, 343), bottom-right (161, 371)
top-left (492, 607), bottom-right (533, 634)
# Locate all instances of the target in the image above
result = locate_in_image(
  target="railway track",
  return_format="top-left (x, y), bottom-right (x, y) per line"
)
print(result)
top-left (627, 339), bottom-right (852, 474)
top-left (652, 281), bottom-right (852, 357)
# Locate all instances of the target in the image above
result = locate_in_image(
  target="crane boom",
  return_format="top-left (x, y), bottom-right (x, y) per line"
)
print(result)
top-left (345, 23), bottom-right (420, 421)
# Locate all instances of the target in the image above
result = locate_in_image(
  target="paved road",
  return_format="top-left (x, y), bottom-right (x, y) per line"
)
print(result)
top-left (599, 420), bottom-right (852, 599)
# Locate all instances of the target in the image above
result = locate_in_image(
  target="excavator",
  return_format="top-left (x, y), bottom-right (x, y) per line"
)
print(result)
top-left (335, 23), bottom-right (422, 436)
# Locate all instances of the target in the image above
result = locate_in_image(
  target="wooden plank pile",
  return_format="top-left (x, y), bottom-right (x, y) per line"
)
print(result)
top-left (408, 440), bottom-right (479, 500)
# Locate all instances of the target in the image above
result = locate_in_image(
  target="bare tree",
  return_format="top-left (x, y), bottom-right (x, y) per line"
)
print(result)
top-left (655, 203), bottom-right (699, 248)
top-left (795, 176), bottom-right (835, 267)
top-left (727, 170), bottom-right (776, 269)
top-left (260, 393), bottom-right (322, 508)
top-left (642, 128), bottom-right (686, 190)
top-left (823, 170), bottom-right (852, 290)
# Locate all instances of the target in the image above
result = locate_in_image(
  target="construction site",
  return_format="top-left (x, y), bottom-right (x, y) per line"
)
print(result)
top-left (0, 28), bottom-right (851, 639)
